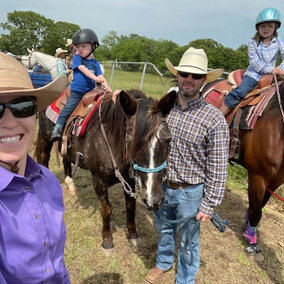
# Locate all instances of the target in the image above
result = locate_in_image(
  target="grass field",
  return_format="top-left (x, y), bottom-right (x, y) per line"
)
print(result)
top-left (43, 69), bottom-right (283, 284)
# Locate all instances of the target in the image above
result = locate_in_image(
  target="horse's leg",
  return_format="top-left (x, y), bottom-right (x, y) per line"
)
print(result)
top-left (92, 175), bottom-right (114, 253)
top-left (243, 174), bottom-right (266, 256)
top-left (124, 182), bottom-right (141, 251)
top-left (63, 157), bottom-right (76, 195)
top-left (34, 125), bottom-right (52, 168)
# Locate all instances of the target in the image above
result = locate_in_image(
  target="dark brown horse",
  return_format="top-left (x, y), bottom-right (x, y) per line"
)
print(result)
top-left (35, 89), bottom-right (176, 251)
top-left (203, 77), bottom-right (284, 256)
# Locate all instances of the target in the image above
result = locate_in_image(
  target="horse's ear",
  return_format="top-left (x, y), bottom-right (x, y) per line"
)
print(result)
top-left (27, 48), bottom-right (31, 54)
top-left (119, 90), bottom-right (137, 117)
top-left (157, 90), bottom-right (177, 117)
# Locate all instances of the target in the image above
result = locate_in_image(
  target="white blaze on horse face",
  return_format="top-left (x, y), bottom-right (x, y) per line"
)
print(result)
top-left (137, 126), bottom-right (162, 206)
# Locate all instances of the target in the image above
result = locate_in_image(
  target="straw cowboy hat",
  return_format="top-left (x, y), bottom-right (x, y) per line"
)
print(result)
top-left (55, 47), bottom-right (68, 58)
top-left (165, 47), bottom-right (223, 83)
top-left (0, 52), bottom-right (67, 111)
top-left (65, 39), bottom-right (73, 47)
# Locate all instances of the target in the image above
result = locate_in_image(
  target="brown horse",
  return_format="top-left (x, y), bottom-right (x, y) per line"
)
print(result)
top-left (35, 89), bottom-right (176, 251)
top-left (203, 77), bottom-right (284, 256)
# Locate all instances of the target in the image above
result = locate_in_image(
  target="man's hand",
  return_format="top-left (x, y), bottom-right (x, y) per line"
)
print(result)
top-left (196, 211), bottom-right (211, 222)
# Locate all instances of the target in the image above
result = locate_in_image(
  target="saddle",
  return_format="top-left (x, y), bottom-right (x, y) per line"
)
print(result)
top-left (61, 88), bottom-right (105, 155)
top-left (203, 73), bottom-right (279, 160)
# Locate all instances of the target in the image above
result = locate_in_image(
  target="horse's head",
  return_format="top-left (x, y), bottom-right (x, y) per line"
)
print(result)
top-left (26, 49), bottom-right (57, 78)
top-left (26, 48), bottom-right (37, 69)
top-left (119, 90), bottom-right (177, 210)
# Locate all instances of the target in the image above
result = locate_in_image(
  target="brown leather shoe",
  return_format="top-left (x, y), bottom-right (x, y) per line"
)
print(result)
top-left (145, 267), bottom-right (166, 283)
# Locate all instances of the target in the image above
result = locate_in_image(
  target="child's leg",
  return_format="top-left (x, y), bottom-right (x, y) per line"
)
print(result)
top-left (224, 76), bottom-right (258, 108)
top-left (56, 91), bottom-right (83, 127)
top-left (51, 91), bottom-right (83, 141)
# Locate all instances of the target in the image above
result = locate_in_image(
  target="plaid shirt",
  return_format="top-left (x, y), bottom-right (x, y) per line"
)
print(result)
top-left (245, 37), bottom-right (284, 81)
top-left (56, 58), bottom-right (69, 76)
top-left (167, 95), bottom-right (230, 215)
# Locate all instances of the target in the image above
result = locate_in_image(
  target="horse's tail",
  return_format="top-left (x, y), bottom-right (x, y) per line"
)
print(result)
top-left (33, 110), bottom-right (55, 168)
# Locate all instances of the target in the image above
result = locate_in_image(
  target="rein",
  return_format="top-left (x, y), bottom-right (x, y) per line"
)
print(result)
top-left (274, 74), bottom-right (284, 123)
top-left (266, 187), bottom-right (284, 202)
top-left (98, 95), bottom-right (137, 198)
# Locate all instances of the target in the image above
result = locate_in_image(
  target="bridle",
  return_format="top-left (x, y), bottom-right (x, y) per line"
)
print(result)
top-left (131, 160), bottom-right (167, 173)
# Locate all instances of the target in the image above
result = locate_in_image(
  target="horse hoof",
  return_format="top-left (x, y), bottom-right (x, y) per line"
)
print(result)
top-left (101, 246), bottom-right (115, 257)
top-left (245, 244), bottom-right (264, 262)
top-left (128, 237), bottom-right (142, 253)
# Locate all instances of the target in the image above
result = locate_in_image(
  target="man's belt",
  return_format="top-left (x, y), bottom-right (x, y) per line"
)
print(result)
top-left (167, 181), bottom-right (190, 189)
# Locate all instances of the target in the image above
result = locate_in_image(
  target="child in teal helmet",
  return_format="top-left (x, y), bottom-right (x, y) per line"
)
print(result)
top-left (220, 7), bottom-right (284, 115)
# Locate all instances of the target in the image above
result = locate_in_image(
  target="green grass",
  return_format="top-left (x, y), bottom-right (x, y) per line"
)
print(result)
top-left (103, 67), bottom-right (174, 99)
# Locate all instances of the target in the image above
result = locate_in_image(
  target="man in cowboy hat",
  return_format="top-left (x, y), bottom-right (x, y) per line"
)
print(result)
top-left (0, 52), bottom-right (70, 283)
top-left (55, 47), bottom-right (70, 77)
top-left (145, 47), bottom-right (229, 284)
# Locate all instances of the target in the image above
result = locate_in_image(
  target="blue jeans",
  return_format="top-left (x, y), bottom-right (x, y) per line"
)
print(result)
top-left (224, 76), bottom-right (258, 108)
top-left (56, 91), bottom-right (83, 126)
top-left (154, 182), bottom-right (204, 284)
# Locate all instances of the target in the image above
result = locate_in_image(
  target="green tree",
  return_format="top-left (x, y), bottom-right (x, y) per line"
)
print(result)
top-left (0, 11), bottom-right (53, 54)
top-left (43, 21), bottom-right (80, 55)
top-left (0, 11), bottom-right (80, 55)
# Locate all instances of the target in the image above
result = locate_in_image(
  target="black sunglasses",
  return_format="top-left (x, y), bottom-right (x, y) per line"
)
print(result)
top-left (0, 98), bottom-right (37, 119)
top-left (178, 71), bottom-right (205, 80)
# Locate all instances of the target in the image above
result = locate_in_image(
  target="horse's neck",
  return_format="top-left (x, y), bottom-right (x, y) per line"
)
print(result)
top-left (34, 53), bottom-right (57, 79)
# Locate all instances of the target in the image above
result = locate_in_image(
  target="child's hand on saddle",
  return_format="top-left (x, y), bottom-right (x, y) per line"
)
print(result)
top-left (93, 76), bottom-right (104, 84)
top-left (104, 85), bottom-right (112, 93)
top-left (272, 67), bottom-right (284, 75)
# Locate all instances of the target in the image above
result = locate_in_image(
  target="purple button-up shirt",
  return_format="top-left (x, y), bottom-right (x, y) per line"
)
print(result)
top-left (0, 156), bottom-right (70, 283)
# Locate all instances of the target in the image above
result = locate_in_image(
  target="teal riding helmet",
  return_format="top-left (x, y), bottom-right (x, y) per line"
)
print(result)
top-left (256, 7), bottom-right (281, 28)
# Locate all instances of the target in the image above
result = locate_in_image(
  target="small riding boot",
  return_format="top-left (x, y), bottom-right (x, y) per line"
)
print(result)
top-left (220, 104), bottom-right (232, 116)
top-left (51, 124), bottom-right (64, 142)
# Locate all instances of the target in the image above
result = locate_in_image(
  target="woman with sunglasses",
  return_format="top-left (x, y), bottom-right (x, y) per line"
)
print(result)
top-left (145, 48), bottom-right (229, 284)
top-left (0, 52), bottom-right (70, 283)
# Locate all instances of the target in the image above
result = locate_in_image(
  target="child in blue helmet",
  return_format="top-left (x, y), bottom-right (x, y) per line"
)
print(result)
top-left (51, 28), bottom-right (111, 141)
top-left (221, 7), bottom-right (284, 115)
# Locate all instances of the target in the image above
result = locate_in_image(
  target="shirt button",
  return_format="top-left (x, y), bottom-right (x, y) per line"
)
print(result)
top-left (43, 242), bottom-right (48, 247)
top-left (46, 268), bottom-right (50, 273)
top-left (25, 186), bottom-right (30, 191)
top-left (35, 214), bottom-right (40, 219)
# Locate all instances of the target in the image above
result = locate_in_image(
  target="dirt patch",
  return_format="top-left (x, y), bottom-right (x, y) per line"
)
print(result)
top-left (62, 174), bottom-right (284, 284)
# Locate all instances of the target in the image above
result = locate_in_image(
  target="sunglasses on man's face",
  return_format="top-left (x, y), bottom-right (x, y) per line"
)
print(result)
top-left (0, 98), bottom-right (37, 119)
top-left (178, 71), bottom-right (206, 80)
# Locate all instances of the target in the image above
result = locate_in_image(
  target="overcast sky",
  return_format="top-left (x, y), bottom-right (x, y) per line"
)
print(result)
top-left (1, 0), bottom-right (284, 50)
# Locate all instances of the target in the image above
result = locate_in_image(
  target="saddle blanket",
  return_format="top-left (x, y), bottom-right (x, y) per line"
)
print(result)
top-left (45, 91), bottom-right (103, 137)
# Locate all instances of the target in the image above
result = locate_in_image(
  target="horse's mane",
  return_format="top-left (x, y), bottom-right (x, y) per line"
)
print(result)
top-left (128, 95), bottom-right (162, 160)
top-left (95, 89), bottom-right (161, 162)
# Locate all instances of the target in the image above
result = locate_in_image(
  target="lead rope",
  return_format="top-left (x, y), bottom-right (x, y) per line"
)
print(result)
top-left (98, 95), bottom-right (136, 198)
top-left (274, 74), bottom-right (284, 122)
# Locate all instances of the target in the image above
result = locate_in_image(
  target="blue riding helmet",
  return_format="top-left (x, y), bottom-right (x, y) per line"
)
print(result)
top-left (256, 7), bottom-right (281, 28)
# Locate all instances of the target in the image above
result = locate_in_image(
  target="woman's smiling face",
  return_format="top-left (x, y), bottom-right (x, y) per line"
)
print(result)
top-left (0, 96), bottom-right (36, 165)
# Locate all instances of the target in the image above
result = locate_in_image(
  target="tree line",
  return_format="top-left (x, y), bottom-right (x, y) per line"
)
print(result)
top-left (0, 11), bottom-right (249, 74)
